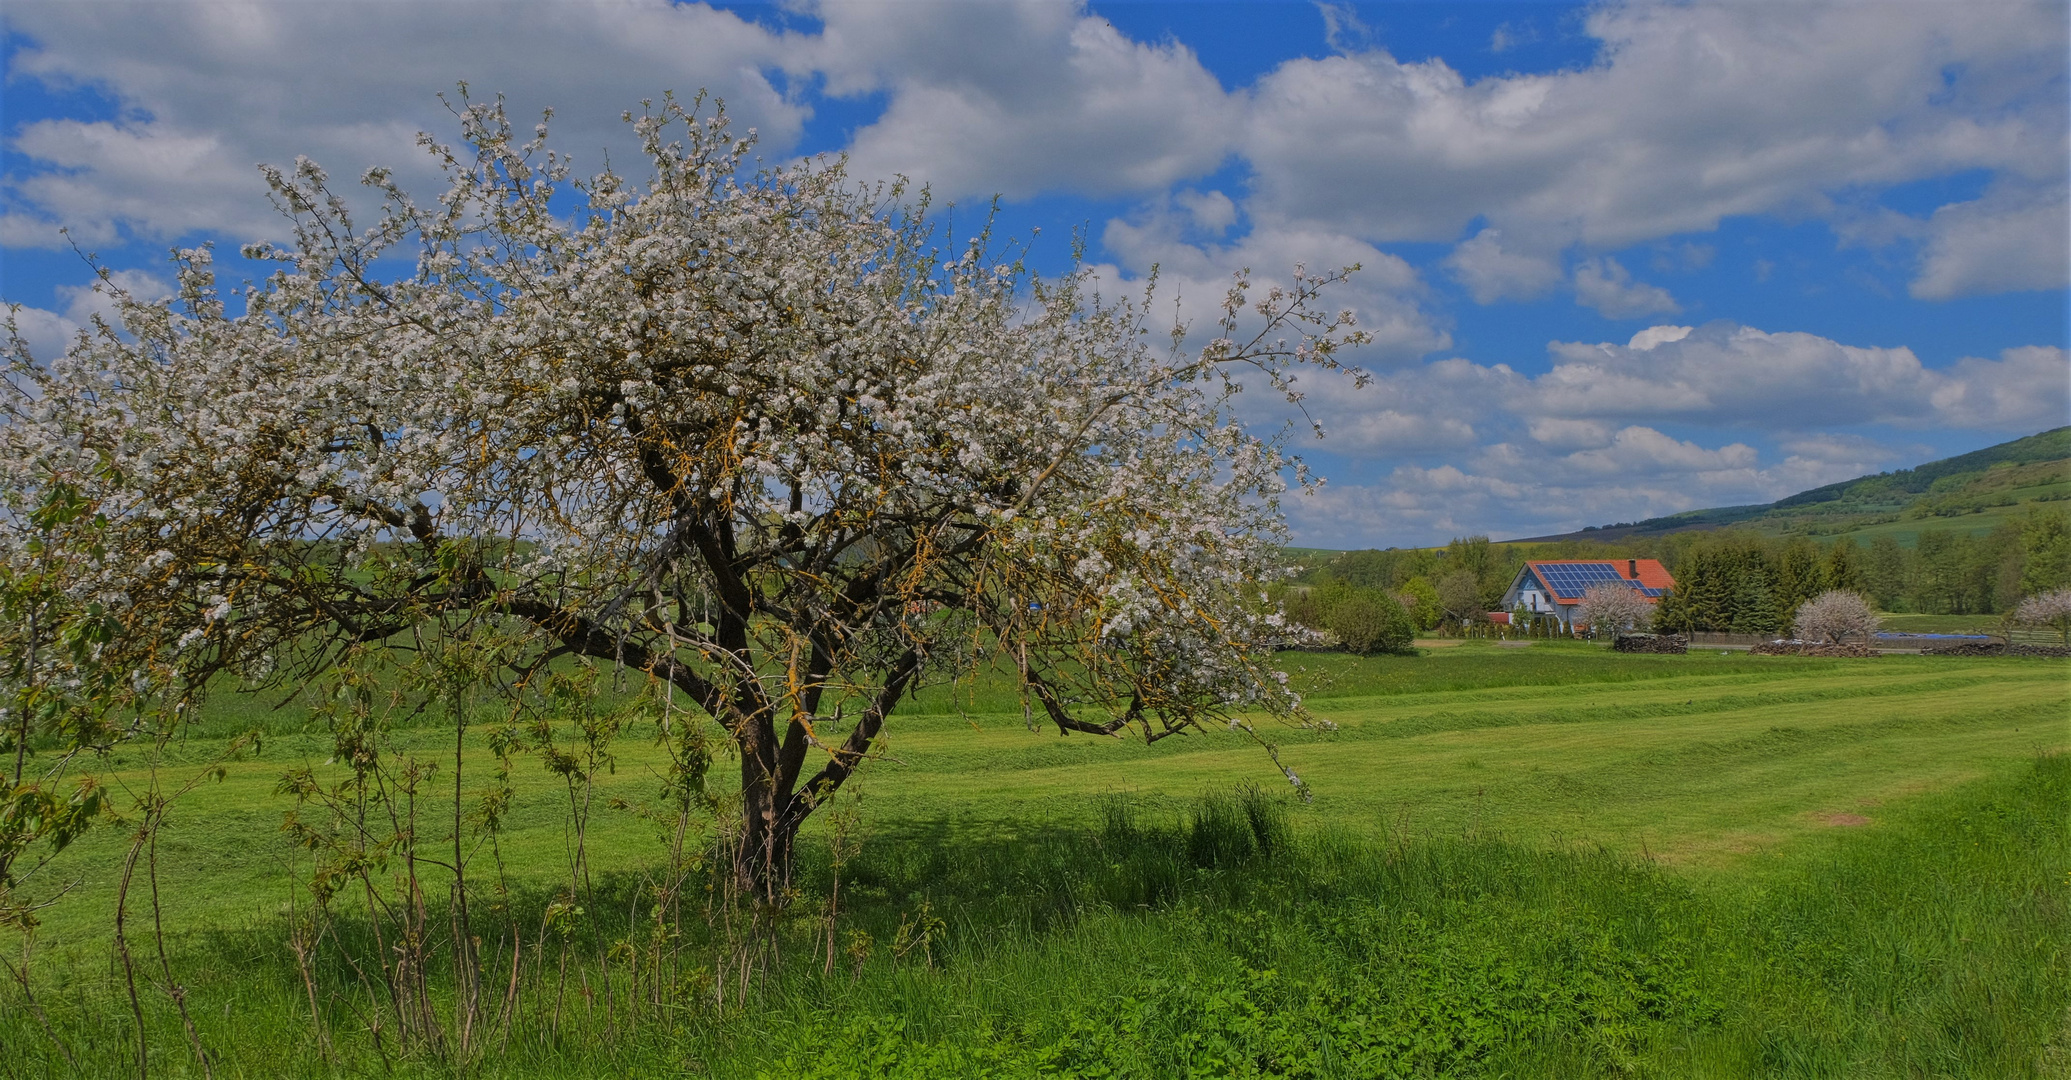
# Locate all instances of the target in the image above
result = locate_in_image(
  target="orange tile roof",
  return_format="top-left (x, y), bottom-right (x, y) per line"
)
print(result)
top-left (1630, 559), bottom-right (1675, 591)
top-left (1522, 559), bottom-right (1676, 601)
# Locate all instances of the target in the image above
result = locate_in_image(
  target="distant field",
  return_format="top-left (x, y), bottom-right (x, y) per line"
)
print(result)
top-left (9, 643), bottom-right (2068, 1078)
top-left (1808, 500), bottom-right (2048, 547)
top-left (1873, 612), bottom-right (2071, 645)
top-left (1875, 612), bottom-right (2005, 634)
top-left (1876, 612), bottom-right (1999, 631)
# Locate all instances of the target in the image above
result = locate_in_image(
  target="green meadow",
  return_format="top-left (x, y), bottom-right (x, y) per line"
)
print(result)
top-left (6, 643), bottom-right (2068, 1078)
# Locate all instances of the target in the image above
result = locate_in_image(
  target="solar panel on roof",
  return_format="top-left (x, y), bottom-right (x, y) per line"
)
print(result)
top-left (1533, 562), bottom-right (1652, 600)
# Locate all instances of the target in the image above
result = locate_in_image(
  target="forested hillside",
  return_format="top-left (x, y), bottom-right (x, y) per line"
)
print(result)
top-left (1514, 427), bottom-right (2070, 547)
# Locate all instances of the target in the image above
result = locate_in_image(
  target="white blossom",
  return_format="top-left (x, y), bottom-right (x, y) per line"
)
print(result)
top-left (2013, 588), bottom-right (2071, 644)
top-left (1793, 589), bottom-right (1880, 645)
top-left (1, 93), bottom-right (1372, 865)
top-left (1576, 581), bottom-right (1653, 636)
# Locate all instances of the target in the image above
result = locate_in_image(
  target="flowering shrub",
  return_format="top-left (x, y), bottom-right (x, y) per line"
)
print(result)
top-left (2013, 588), bottom-right (2071, 644)
top-left (1792, 590), bottom-right (1880, 645)
top-left (1577, 581), bottom-right (1652, 637)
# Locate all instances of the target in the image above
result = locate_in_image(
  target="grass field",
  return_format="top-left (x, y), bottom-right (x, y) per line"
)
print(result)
top-left (5, 643), bottom-right (2067, 1077)
top-left (1810, 501), bottom-right (2046, 547)
top-left (1874, 613), bottom-right (2006, 634)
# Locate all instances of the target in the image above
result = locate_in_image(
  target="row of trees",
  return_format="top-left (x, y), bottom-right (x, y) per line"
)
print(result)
top-left (1649, 512), bottom-right (2067, 619)
top-left (1650, 535), bottom-right (1858, 634)
top-left (1301, 535), bottom-right (1534, 630)
top-left (1649, 513), bottom-right (2070, 632)
top-left (1302, 507), bottom-right (2071, 634)
top-left (1325, 536), bottom-right (1517, 610)
top-left (1879, 516), bottom-right (2069, 614)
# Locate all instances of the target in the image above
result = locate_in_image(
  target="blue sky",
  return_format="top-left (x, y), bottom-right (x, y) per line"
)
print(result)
top-left (4, 0), bottom-right (2066, 546)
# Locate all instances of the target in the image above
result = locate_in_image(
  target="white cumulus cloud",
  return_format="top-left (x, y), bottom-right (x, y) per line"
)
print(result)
top-left (1241, 2), bottom-right (2065, 250)
top-left (814, 2), bottom-right (1240, 201)
top-left (5, 0), bottom-right (2064, 312)
top-left (1444, 228), bottom-right (1563, 304)
top-left (1929, 346), bottom-right (2071, 431)
top-left (1572, 257), bottom-right (1680, 319)
top-left (4, 0), bottom-right (803, 246)
top-left (1529, 322), bottom-right (2065, 432)
top-left (1910, 183), bottom-right (2071, 299)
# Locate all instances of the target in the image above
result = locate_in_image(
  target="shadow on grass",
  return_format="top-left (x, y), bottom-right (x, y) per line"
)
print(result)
top-left (7, 758), bottom-right (2068, 1079)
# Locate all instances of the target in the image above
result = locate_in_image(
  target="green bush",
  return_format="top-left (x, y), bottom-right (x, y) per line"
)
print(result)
top-left (1397, 575), bottom-right (1444, 630)
top-left (1326, 591), bottom-right (1415, 655)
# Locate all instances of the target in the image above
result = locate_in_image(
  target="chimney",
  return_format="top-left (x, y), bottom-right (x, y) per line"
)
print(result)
top-left (1627, 559), bottom-right (1638, 579)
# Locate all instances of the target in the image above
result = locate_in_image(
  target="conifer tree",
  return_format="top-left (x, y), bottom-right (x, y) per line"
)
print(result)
top-left (1728, 566), bottom-right (1781, 635)
top-left (1651, 585), bottom-right (1691, 632)
top-left (1773, 539), bottom-right (1826, 625)
top-left (1823, 536), bottom-right (1864, 592)
top-left (1679, 549), bottom-right (1736, 631)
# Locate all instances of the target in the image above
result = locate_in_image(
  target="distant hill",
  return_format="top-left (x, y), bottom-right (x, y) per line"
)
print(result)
top-left (1507, 427), bottom-right (2071, 547)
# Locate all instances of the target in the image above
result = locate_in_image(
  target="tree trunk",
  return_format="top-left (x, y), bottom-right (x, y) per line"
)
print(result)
top-left (736, 731), bottom-right (796, 901)
top-left (727, 650), bottom-right (922, 898)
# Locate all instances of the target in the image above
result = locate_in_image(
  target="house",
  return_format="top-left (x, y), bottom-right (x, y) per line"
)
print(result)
top-left (1499, 558), bottom-right (1675, 631)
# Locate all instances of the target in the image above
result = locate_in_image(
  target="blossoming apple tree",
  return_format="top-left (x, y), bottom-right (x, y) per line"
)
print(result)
top-left (1792, 589), bottom-right (1880, 645)
top-left (2, 95), bottom-right (1369, 890)
top-left (1576, 580), bottom-right (1653, 637)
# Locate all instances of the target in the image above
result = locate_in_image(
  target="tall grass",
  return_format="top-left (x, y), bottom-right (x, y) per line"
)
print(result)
top-left (6, 754), bottom-right (2065, 1079)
